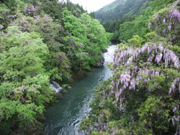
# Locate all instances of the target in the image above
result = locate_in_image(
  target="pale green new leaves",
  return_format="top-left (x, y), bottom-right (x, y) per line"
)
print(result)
top-left (1, 26), bottom-right (49, 79)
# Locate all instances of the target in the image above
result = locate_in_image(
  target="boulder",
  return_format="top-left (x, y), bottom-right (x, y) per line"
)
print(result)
top-left (102, 49), bottom-right (108, 53)
top-left (95, 53), bottom-right (105, 67)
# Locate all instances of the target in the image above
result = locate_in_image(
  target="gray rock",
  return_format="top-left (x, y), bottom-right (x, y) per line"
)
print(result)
top-left (95, 53), bottom-right (105, 67)
top-left (102, 49), bottom-right (108, 53)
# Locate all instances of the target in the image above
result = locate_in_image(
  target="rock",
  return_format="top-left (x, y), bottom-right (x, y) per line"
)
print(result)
top-left (102, 49), bottom-right (108, 53)
top-left (95, 53), bottom-right (105, 67)
top-left (54, 92), bottom-right (63, 100)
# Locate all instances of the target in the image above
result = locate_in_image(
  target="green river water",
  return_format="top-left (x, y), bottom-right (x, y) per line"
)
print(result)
top-left (44, 45), bottom-right (116, 135)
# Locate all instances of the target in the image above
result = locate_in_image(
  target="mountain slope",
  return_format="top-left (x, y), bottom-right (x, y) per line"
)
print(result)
top-left (95, 0), bottom-right (152, 21)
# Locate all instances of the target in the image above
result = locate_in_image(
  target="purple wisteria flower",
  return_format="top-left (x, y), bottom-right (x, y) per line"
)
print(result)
top-left (24, 5), bottom-right (40, 17)
top-left (163, 18), bottom-right (166, 23)
top-left (168, 25), bottom-right (172, 31)
top-left (162, 29), bottom-right (166, 33)
top-left (7, 15), bottom-right (16, 18)
top-left (158, 43), bottom-right (164, 51)
top-left (5, 9), bottom-right (10, 14)
top-left (13, 90), bottom-right (17, 94)
top-left (169, 77), bottom-right (180, 95)
top-left (156, 25), bottom-right (158, 30)
top-left (79, 43), bottom-right (84, 47)
top-left (148, 21), bottom-right (152, 29)
top-left (110, 42), bottom-right (180, 114)
top-left (21, 86), bottom-right (25, 92)
top-left (155, 53), bottom-right (163, 63)
top-left (99, 101), bottom-right (103, 107)
top-left (0, 31), bottom-right (4, 34)
top-left (44, 15), bottom-right (53, 23)
top-left (0, 25), bottom-right (3, 29)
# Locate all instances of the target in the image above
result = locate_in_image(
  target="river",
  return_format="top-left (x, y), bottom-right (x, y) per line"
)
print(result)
top-left (44, 45), bottom-right (116, 135)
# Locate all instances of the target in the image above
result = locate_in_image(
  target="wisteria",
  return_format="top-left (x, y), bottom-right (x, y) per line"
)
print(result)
top-left (0, 24), bottom-right (3, 29)
top-left (151, 1), bottom-right (180, 43)
top-left (148, 21), bottom-right (152, 29)
top-left (82, 40), bottom-right (180, 134)
top-left (112, 43), bottom-right (180, 71)
top-left (0, 31), bottom-right (4, 34)
top-left (24, 5), bottom-right (40, 18)
top-left (163, 18), bottom-right (166, 23)
top-left (80, 1), bottom-right (180, 134)
top-left (13, 90), bottom-right (17, 94)
top-left (169, 78), bottom-right (180, 94)
top-left (172, 104), bottom-right (180, 135)
top-left (7, 15), bottom-right (17, 18)
top-left (79, 43), bottom-right (84, 47)
top-left (168, 25), bottom-right (172, 31)
top-left (5, 9), bottom-right (10, 14)
top-left (100, 42), bottom-right (180, 132)
top-left (162, 29), bottom-right (166, 33)
top-left (59, 52), bottom-right (66, 59)
top-left (43, 15), bottom-right (53, 23)
top-left (21, 86), bottom-right (25, 92)
top-left (18, 17), bottom-right (31, 31)
top-left (61, 27), bottom-right (65, 31)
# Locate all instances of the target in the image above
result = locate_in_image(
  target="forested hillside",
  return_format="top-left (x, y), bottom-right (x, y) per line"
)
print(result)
top-left (96, 0), bottom-right (153, 43)
top-left (95, 0), bottom-right (152, 21)
top-left (99, 0), bottom-right (177, 43)
top-left (0, 0), bottom-right (110, 134)
top-left (80, 0), bottom-right (180, 134)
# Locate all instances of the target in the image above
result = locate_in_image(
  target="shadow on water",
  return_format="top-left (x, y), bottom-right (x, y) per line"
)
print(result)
top-left (44, 45), bottom-right (116, 135)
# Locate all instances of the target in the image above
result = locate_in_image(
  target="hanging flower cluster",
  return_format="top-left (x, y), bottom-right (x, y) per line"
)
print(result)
top-left (17, 17), bottom-right (31, 31)
top-left (43, 15), bottom-right (53, 23)
top-left (172, 105), bottom-right (180, 135)
top-left (112, 43), bottom-right (179, 70)
top-left (111, 43), bottom-right (179, 104)
top-left (150, 1), bottom-right (180, 43)
top-left (24, 5), bottom-right (40, 18)
top-left (7, 15), bottom-right (17, 18)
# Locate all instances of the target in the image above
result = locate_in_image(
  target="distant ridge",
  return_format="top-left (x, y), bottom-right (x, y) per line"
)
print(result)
top-left (95, 0), bottom-right (152, 21)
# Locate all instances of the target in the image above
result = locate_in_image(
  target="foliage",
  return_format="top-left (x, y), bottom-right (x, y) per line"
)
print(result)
top-left (0, 26), bottom-right (54, 134)
top-left (117, 0), bottom-right (177, 42)
top-left (80, 0), bottom-right (180, 135)
top-left (98, 0), bottom-right (177, 43)
top-left (0, 98), bottom-right (44, 134)
top-left (150, 1), bottom-right (180, 45)
top-left (0, 0), bottom-right (110, 134)
top-left (128, 35), bottom-right (144, 47)
top-left (80, 39), bottom-right (180, 135)
top-left (62, 10), bottom-right (109, 73)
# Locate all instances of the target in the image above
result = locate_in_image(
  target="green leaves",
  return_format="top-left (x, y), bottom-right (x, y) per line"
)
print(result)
top-left (0, 0), bottom-right (111, 133)
top-left (128, 35), bottom-right (144, 47)
top-left (80, 0), bottom-right (180, 132)
top-left (0, 98), bottom-right (44, 133)
top-left (0, 26), bottom-right (54, 133)
top-left (62, 10), bottom-right (110, 73)
top-left (1, 27), bottom-right (48, 81)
